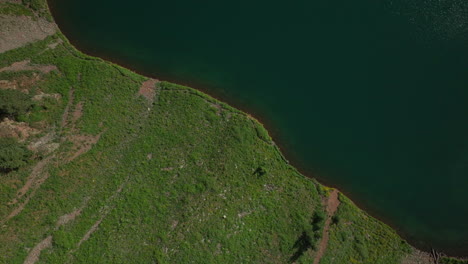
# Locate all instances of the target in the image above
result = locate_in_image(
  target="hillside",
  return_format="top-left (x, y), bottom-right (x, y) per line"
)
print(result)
top-left (0, 1), bottom-right (462, 263)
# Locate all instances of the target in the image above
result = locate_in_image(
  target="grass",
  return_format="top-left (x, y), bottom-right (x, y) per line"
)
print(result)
top-left (0, 2), bottom-right (34, 17)
top-left (0, 1), bottom-right (464, 263)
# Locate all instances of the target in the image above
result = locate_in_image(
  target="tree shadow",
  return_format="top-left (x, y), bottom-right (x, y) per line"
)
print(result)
top-left (0, 167), bottom-right (15, 174)
top-left (289, 231), bottom-right (312, 263)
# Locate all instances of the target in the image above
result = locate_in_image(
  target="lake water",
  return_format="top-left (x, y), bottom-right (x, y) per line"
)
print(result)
top-left (48, 0), bottom-right (468, 255)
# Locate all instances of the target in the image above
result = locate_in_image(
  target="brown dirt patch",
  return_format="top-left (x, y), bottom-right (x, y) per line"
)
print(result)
top-left (138, 79), bottom-right (158, 101)
top-left (23, 236), bottom-right (52, 264)
top-left (0, 72), bottom-right (42, 93)
top-left (0, 60), bottom-right (57, 74)
top-left (0, 15), bottom-right (56, 53)
top-left (0, 118), bottom-right (39, 140)
top-left (71, 101), bottom-right (83, 124)
top-left (0, 80), bottom-right (17, 89)
top-left (313, 189), bottom-right (340, 264)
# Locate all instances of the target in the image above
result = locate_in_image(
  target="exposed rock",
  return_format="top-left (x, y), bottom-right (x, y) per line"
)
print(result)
top-left (32, 92), bottom-right (61, 101)
top-left (0, 15), bottom-right (56, 53)
top-left (0, 118), bottom-right (39, 140)
top-left (28, 132), bottom-right (59, 154)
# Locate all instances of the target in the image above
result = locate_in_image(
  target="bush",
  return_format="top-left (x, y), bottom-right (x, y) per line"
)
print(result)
top-left (441, 257), bottom-right (468, 264)
top-left (312, 211), bottom-right (326, 231)
top-left (0, 89), bottom-right (33, 121)
top-left (0, 137), bottom-right (32, 172)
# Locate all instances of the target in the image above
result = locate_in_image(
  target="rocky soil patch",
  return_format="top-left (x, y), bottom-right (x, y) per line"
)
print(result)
top-left (0, 15), bottom-right (56, 53)
top-left (0, 118), bottom-right (39, 140)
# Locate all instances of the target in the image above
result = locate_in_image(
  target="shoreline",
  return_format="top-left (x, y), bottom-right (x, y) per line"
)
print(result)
top-left (45, 0), bottom-right (468, 258)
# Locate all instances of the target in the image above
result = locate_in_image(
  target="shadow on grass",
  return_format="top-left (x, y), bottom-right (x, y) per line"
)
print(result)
top-left (289, 231), bottom-right (312, 263)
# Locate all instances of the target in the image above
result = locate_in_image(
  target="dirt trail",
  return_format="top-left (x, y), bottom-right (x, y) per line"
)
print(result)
top-left (23, 236), bottom-right (52, 264)
top-left (14, 155), bottom-right (54, 201)
top-left (313, 189), bottom-right (340, 264)
top-left (1, 155), bottom-right (54, 225)
top-left (3, 173), bottom-right (50, 223)
top-left (75, 217), bottom-right (103, 249)
top-left (68, 182), bottom-right (126, 258)
top-left (60, 88), bottom-right (74, 130)
top-left (71, 101), bottom-right (83, 125)
top-left (55, 197), bottom-right (90, 228)
top-left (0, 60), bottom-right (57, 74)
top-left (56, 208), bottom-right (82, 228)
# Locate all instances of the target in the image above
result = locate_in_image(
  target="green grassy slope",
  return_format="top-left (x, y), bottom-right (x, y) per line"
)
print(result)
top-left (0, 2), bottom-right (437, 263)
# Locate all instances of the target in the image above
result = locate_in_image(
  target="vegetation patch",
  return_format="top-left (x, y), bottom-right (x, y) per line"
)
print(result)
top-left (0, 137), bottom-right (32, 172)
top-left (0, 1), bottom-right (466, 264)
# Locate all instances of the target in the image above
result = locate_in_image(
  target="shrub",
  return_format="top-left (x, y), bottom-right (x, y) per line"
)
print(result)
top-left (312, 210), bottom-right (326, 231)
top-left (254, 166), bottom-right (267, 177)
top-left (0, 137), bottom-right (32, 172)
top-left (0, 89), bottom-right (33, 121)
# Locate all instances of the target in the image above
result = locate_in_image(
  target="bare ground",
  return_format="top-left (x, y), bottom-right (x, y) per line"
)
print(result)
top-left (313, 189), bottom-right (340, 264)
top-left (23, 236), bottom-right (52, 264)
top-left (55, 197), bottom-right (90, 228)
top-left (138, 79), bottom-right (159, 101)
top-left (56, 208), bottom-right (82, 228)
top-left (0, 118), bottom-right (40, 140)
top-left (0, 15), bottom-right (56, 53)
top-left (0, 60), bottom-right (57, 74)
top-left (8, 155), bottom-right (54, 205)
top-left (0, 72), bottom-right (41, 92)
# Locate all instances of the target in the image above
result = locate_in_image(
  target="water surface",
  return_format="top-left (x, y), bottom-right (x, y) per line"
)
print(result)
top-left (49, 0), bottom-right (468, 255)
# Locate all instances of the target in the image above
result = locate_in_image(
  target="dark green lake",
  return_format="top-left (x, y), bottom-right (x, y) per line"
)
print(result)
top-left (48, 0), bottom-right (468, 255)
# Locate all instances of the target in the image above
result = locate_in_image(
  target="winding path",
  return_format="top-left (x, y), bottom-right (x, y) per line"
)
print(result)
top-left (313, 189), bottom-right (340, 264)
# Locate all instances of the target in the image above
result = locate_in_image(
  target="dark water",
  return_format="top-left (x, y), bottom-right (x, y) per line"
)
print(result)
top-left (48, 0), bottom-right (468, 255)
